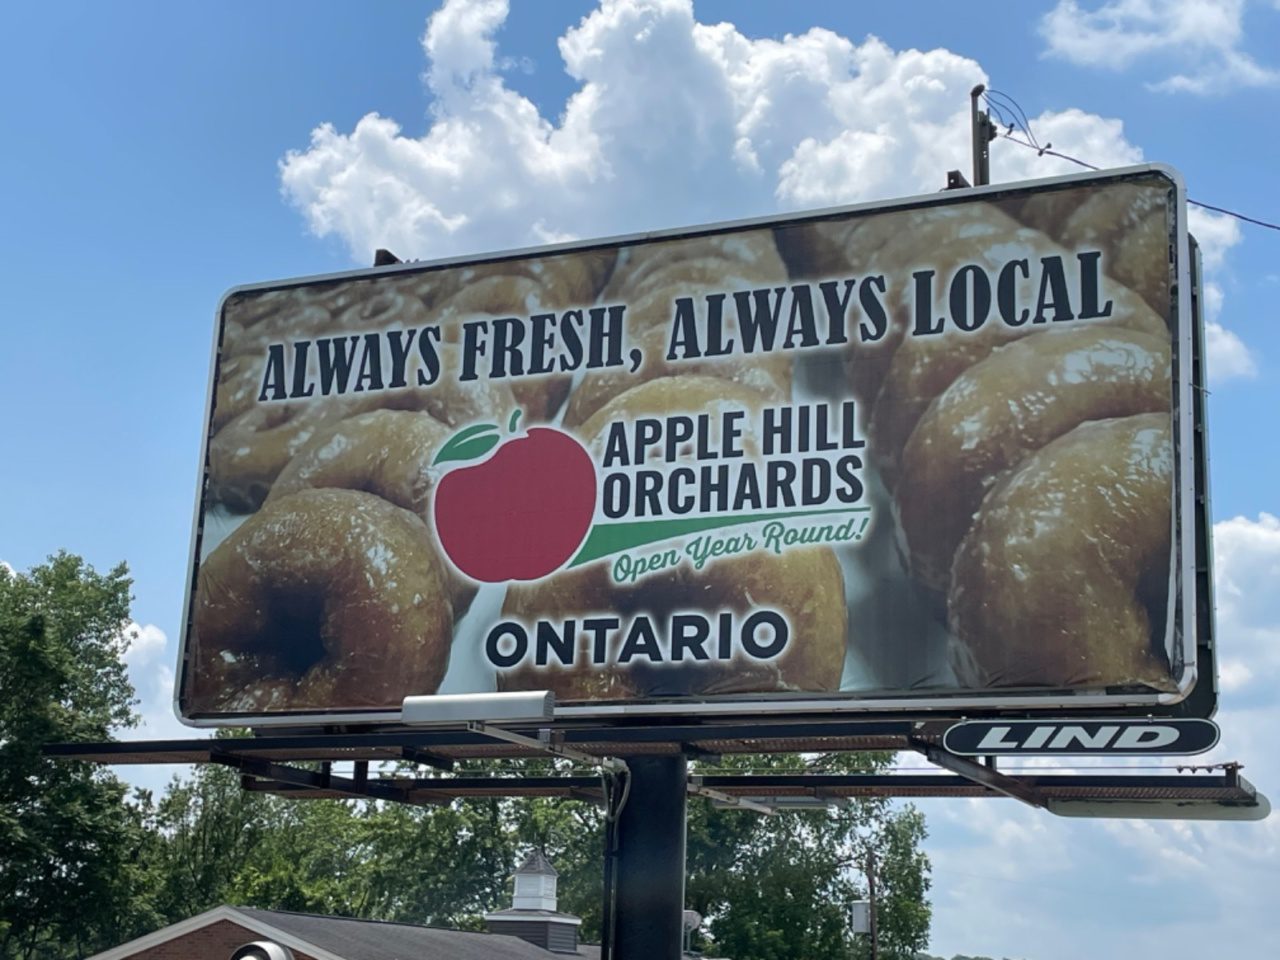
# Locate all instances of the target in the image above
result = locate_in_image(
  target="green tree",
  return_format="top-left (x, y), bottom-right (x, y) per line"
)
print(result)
top-left (359, 795), bottom-right (515, 926)
top-left (684, 752), bottom-right (931, 960)
top-left (228, 795), bottom-right (375, 914)
top-left (0, 554), bottom-right (932, 958)
top-left (155, 758), bottom-right (515, 926)
top-left (0, 554), bottom-right (159, 960)
top-left (144, 750), bottom-right (273, 922)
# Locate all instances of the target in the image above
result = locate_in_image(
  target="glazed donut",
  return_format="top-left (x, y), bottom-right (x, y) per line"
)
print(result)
top-left (211, 353), bottom-right (265, 432)
top-left (208, 394), bottom-right (363, 513)
top-left (606, 270), bottom-right (763, 334)
top-left (221, 284), bottom-right (357, 360)
top-left (1018, 182), bottom-right (1170, 314)
top-left (501, 544), bottom-right (847, 700)
top-left (224, 288), bottom-right (290, 328)
top-left (802, 190), bottom-right (1179, 692)
top-left (434, 275), bottom-right (546, 329)
top-left (333, 279), bottom-right (435, 332)
top-left (601, 232), bottom-right (785, 303)
top-left (267, 409), bottom-right (474, 613)
top-left (837, 206), bottom-right (1030, 408)
top-left (562, 316), bottom-right (792, 428)
top-left (427, 254), bottom-right (614, 420)
top-left (501, 376), bottom-right (847, 701)
top-left (208, 343), bottom-right (515, 512)
top-left (565, 229), bottom-right (793, 427)
top-left (895, 326), bottom-right (1172, 593)
top-left (858, 216), bottom-right (1169, 488)
top-left (190, 488), bottom-right (454, 713)
top-left (948, 415), bottom-right (1174, 688)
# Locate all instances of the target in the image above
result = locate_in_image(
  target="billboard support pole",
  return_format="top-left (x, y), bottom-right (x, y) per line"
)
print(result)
top-left (607, 755), bottom-right (688, 960)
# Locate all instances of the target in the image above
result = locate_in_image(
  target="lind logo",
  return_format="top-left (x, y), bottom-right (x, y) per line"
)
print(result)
top-left (943, 719), bottom-right (1220, 756)
top-left (432, 401), bottom-right (873, 585)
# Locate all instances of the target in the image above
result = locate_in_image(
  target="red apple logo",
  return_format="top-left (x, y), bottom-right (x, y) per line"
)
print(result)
top-left (433, 411), bottom-right (597, 582)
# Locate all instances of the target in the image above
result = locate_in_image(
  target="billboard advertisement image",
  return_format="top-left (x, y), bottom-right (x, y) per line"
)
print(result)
top-left (178, 166), bottom-right (1197, 724)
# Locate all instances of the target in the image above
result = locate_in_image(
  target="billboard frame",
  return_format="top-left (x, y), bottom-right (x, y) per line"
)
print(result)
top-left (177, 163), bottom-right (1204, 729)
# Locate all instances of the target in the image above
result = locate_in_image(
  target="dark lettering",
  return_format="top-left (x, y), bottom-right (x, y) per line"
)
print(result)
top-left (486, 623), bottom-right (527, 669)
top-left (741, 610), bottom-right (788, 659)
top-left (257, 344), bottom-right (287, 402)
top-left (671, 614), bottom-right (710, 661)
top-left (858, 275), bottom-right (889, 342)
top-left (998, 259), bottom-right (1030, 326)
top-left (1077, 251), bottom-right (1114, 319)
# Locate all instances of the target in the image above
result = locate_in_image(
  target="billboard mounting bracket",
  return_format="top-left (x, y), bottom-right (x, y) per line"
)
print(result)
top-left (399, 746), bottom-right (454, 772)
top-left (687, 775), bottom-right (775, 815)
top-left (465, 720), bottom-right (627, 774)
top-left (909, 737), bottom-right (1046, 808)
top-left (209, 750), bottom-right (428, 807)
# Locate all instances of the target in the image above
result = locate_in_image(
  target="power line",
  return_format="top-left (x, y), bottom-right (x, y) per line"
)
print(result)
top-left (1183, 198), bottom-right (1280, 232)
top-left (984, 90), bottom-right (1280, 233)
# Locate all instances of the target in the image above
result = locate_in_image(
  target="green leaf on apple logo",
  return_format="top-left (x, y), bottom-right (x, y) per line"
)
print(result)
top-left (433, 422), bottom-right (501, 466)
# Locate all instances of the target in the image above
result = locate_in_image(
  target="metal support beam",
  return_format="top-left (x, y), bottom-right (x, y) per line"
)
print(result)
top-left (911, 739), bottom-right (1046, 808)
top-left (688, 775), bottom-right (775, 815)
top-left (611, 756), bottom-right (688, 960)
top-left (400, 746), bottom-right (454, 771)
top-left (466, 721), bottom-right (625, 772)
top-left (210, 751), bottom-right (421, 806)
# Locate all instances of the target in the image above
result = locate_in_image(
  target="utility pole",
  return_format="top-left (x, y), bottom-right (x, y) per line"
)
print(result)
top-left (970, 83), bottom-right (996, 187)
top-left (867, 847), bottom-right (879, 960)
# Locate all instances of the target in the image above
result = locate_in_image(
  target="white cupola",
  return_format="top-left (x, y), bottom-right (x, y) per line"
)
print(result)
top-left (484, 850), bottom-right (582, 953)
top-left (512, 849), bottom-right (559, 911)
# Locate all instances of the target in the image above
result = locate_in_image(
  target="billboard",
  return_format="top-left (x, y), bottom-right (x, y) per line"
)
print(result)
top-left (178, 165), bottom-right (1201, 725)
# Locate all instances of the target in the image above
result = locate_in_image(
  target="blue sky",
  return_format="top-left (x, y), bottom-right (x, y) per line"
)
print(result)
top-left (2, 1), bottom-right (1278, 957)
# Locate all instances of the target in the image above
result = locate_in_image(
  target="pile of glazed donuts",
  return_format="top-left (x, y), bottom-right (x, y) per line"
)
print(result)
top-left (779, 183), bottom-right (1177, 690)
top-left (190, 257), bottom-right (608, 714)
top-left (502, 231), bottom-right (848, 700)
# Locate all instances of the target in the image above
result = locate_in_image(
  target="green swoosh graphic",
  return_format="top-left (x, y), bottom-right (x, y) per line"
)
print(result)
top-left (568, 506), bottom-right (870, 567)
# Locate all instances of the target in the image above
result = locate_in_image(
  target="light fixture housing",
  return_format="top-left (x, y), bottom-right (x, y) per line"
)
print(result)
top-left (401, 690), bottom-right (555, 725)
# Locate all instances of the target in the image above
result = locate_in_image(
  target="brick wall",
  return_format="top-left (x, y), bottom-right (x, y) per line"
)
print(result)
top-left (126, 919), bottom-right (320, 960)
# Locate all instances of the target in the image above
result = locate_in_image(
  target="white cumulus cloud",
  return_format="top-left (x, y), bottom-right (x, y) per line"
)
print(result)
top-left (1212, 513), bottom-right (1280, 689)
top-left (1205, 320), bottom-right (1258, 380)
top-left (113, 619), bottom-right (207, 794)
top-left (1189, 205), bottom-right (1243, 270)
top-left (1185, 208), bottom-right (1257, 382)
top-left (281, 0), bottom-right (1166, 262)
top-left (121, 620), bottom-right (167, 666)
top-left (1040, 0), bottom-right (1280, 94)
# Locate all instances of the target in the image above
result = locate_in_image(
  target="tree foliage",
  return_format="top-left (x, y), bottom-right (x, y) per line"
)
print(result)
top-left (684, 753), bottom-right (931, 960)
top-left (142, 753), bottom-right (270, 920)
top-left (0, 555), bottom-right (158, 960)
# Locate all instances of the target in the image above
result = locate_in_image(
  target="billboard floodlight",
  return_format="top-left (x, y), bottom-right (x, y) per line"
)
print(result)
top-left (401, 690), bottom-right (555, 725)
